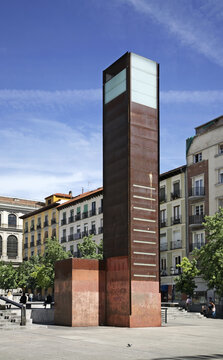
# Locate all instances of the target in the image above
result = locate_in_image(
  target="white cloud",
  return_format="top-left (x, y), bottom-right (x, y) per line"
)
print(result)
top-left (0, 88), bottom-right (101, 111)
top-left (120, 0), bottom-right (223, 67)
top-left (161, 90), bottom-right (223, 104)
top-left (0, 117), bottom-right (102, 199)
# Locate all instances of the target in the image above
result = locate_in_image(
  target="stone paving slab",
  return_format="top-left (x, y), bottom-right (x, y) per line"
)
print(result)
top-left (1, 317), bottom-right (223, 360)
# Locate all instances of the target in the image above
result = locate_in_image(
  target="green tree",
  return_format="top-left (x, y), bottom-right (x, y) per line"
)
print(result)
top-left (17, 256), bottom-right (42, 291)
top-left (35, 238), bottom-right (70, 289)
top-left (78, 236), bottom-right (103, 260)
top-left (175, 257), bottom-right (199, 297)
top-left (0, 262), bottom-right (18, 291)
top-left (194, 208), bottom-right (223, 296)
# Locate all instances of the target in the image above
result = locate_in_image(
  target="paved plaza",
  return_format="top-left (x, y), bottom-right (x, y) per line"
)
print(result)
top-left (1, 317), bottom-right (223, 360)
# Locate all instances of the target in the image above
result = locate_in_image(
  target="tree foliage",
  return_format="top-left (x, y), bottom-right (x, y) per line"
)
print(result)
top-left (0, 238), bottom-right (70, 291)
top-left (35, 237), bottom-right (70, 289)
top-left (175, 257), bottom-right (199, 297)
top-left (78, 236), bottom-right (103, 260)
top-left (17, 256), bottom-right (42, 290)
top-left (0, 262), bottom-right (18, 291)
top-left (194, 208), bottom-right (223, 296)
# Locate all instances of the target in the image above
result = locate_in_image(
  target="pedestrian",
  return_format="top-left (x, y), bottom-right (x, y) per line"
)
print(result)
top-left (44, 294), bottom-right (53, 308)
top-left (186, 296), bottom-right (192, 311)
top-left (208, 297), bottom-right (213, 316)
top-left (210, 300), bottom-right (216, 318)
top-left (7, 291), bottom-right (13, 309)
top-left (19, 292), bottom-right (27, 305)
top-left (29, 292), bottom-right (33, 302)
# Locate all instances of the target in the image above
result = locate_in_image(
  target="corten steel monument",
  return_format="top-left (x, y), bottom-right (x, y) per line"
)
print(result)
top-left (103, 52), bottom-right (161, 327)
top-left (54, 52), bottom-right (161, 327)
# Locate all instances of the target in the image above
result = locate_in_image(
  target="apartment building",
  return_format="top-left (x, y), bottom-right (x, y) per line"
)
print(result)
top-left (57, 187), bottom-right (103, 257)
top-left (186, 115), bottom-right (223, 253)
top-left (0, 196), bottom-right (43, 265)
top-left (21, 193), bottom-right (72, 260)
top-left (159, 166), bottom-right (187, 302)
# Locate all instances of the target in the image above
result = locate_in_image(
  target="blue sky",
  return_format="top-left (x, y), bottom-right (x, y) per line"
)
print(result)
top-left (1, 0), bottom-right (223, 200)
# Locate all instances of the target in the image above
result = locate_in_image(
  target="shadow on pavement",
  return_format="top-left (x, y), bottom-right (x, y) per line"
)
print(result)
top-left (152, 355), bottom-right (223, 360)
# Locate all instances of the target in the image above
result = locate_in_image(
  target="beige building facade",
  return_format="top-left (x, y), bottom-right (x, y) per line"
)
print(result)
top-left (159, 166), bottom-right (187, 302)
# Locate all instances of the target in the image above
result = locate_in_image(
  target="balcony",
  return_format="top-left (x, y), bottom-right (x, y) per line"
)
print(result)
top-left (189, 215), bottom-right (205, 226)
top-left (30, 241), bottom-right (35, 247)
top-left (75, 214), bottom-right (81, 221)
top-left (159, 195), bottom-right (166, 203)
top-left (37, 239), bottom-right (41, 246)
top-left (160, 270), bottom-right (168, 276)
top-left (170, 240), bottom-right (182, 250)
top-left (30, 225), bottom-right (35, 232)
top-left (74, 233), bottom-right (81, 240)
top-left (44, 221), bottom-right (49, 227)
top-left (82, 231), bottom-right (89, 238)
top-left (171, 190), bottom-right (181, 200)
top-left (98, 207), bottom-right (103, 214)
top-left (89, 228), bottom-right (96, 235)
top-left (169, 266), bottom-right (182, 275)
top-left (98, 227), bottom-right (103, 234)
top-left (190, 240), bottom-right (205, 252)
top-left (171, 216), bottom-right (182, 225)
top-left (89, 209), bottom-right (96, 217)
top-left (160, 243), bottom-right (168, 251)
top-left (82, 211), bottom-right (88, 219)
top-left (68, 234), bottom-right (74, 241)
top-left (189, 187), bottom-right (205, 198)
top-left (51, 218), bottom-right (56, 225)
top-left (68, 216), bottom-right (74, 224)
top-left (61, 236), bottom-right (67, 243)
top-left (160, 219), bottom-right (167, 228)
top-left (36, 223), bottom-right (41, 229)
top-left (61, 218), bottom-right (67, 226)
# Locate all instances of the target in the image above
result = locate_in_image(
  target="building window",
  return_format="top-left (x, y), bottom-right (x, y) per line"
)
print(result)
top-left (160, 258), bottom-right (167, 275)
top-left (52, 228), bottom-right (56, 238)
top-left (171, 230), bottom-right (181, 250)
top-left (195, 204), bottom-right (204, 215)
top-left (70, 245), bottom-right (74, 255)
top-left (8, 214), bottom-right (16, 227)
top-left (44, 215), bottom-right (48, 227)
top-left (219, 144), bottom-right (223, 155)
top-left (160, 186), bottom-right (166, 202)
top-left (193, 152), bottom-right (202, 163)
top-left (218, 168), bottom-right (223, 184)
top-left (7, 235), bottom-right (18, 259)
top-left (44, 231), bottom-right (48, 241)
top-left (91, 202), bottom-right (96, 216)
top-left (0, 235), bottom-right (2, 256)
top-left (218, 198), bottom-right (223, 209)
top-left (174, 256), bottom-right (181, 274)
top-left (192, 232), bottom-right (205, 250)
top-left (160, 233), bottom-right (167, 251)
top-left (172, 181), bottom-right (180, 199)
top-left (160, 209), bottom-right (167, 227)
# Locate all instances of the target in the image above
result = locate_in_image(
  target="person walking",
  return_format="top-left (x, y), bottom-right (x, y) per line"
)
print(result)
top-left (210, 300), bottom-right (216, 318)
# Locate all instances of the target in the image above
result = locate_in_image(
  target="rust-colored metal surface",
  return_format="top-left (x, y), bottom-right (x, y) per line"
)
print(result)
top-left (129, 101), bottom-right (159, 281)
top-left (54, 258), bottom-right (106, 327)
top-left (106, 256), bottom-right (130, 327)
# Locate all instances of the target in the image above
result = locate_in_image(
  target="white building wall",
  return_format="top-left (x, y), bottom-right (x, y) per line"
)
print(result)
top-left (58, 193), bottom-right (103, 256)
top-left (0, 202), bottom-right (41, 265)
top-left (187, 126), bottom-right (223, 216)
